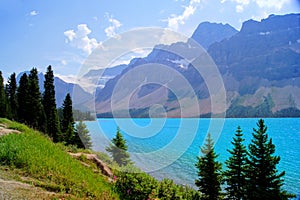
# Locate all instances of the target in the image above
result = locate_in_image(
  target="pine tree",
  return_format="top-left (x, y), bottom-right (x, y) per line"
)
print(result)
top-left (106, 127), bottom-right (131, 166)
top-left (75, 121), bottom-right (92, 149)
top-left (4, 84), bottom-right (10, 116)
top-left (6, 73), bottom-right (18, 120)
top-left (27, 68), bottom-right (46, 131)
top-left (0, 71), bottom-right (7, 118)
top-left (246, 119), bottom-right (294, 200)
top-left (17, 73), bottom-right (30, 123)
top-left (195, 133), bottom-right (222, 200)
top-left (42, 65), bottom-right (60, 141)
top-left (60, 93), bottom-right (75, 144)
top-left (224, 126), bottom-right (247, 200)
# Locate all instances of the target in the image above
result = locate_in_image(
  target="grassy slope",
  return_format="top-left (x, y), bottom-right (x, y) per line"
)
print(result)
top-left (0, 118), bottom-right (119, 199)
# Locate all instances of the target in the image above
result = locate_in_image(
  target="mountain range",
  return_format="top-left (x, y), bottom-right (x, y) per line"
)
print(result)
top-left (90, 13), bottom-right (300, 118)
top-left (18, 14), bottom-right (299, 118)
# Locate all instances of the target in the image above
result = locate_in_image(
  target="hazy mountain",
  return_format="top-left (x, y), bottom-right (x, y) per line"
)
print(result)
top-left (17, 72), bottom-right (92, 109)
top-left (82, 64), bottom-right (128, 89)
top-left (191, 22), bottom-right (238, 49)
top-left (92, 13), bottom-right (300, 117)
top-left (83, 64), bottom-right (127, 79)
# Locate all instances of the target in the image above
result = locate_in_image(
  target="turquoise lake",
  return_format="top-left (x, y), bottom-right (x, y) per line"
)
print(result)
top-left (86, 118), bottom-right (300, 198)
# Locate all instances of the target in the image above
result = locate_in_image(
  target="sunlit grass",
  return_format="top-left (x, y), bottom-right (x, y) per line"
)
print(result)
top-left (0, 118), bottom-right (119, 199)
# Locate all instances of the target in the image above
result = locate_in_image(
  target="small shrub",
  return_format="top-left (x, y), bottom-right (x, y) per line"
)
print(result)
top-left (114, 165), bottom-right (200, 200)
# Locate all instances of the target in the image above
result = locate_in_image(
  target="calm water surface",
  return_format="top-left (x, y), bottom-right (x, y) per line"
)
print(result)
top-left (86, 118), bottom-right (300, 198)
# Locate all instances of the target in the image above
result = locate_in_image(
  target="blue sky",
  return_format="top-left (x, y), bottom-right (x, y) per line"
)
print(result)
top-left (0, 0), bottom-right (299, 80)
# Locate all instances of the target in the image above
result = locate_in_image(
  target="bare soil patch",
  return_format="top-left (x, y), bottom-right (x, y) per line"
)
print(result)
top-left (0, 124), bottom-right (20, 136)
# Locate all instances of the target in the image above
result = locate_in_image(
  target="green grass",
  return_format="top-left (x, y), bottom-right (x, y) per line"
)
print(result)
top-left (0, 118), bottom-right (119, 199)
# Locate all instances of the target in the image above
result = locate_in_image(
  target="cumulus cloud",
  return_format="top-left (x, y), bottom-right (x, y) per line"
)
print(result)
top-left (64, 24), bottom-right (100, 54)
top-left (221, 0), bottom-right (250, 12)
top-left (251, 11), bottom-right (269, 21)
top-left (104, 15), bottom-right (122, 38)
top-left (30, 10), bottom-right (38, 16)
top-left (254, 0), bottom-right (290, 10)
top-left (236, 4), bottom-right (244, 12)
top-left (222, 0), bottom-right (290, 12)
top-left (61, 60), bottom-right (67, 65)
top-left (167, 0), bottom-right (201, 31)
top-left (55, 74), bottom-right (78, 84)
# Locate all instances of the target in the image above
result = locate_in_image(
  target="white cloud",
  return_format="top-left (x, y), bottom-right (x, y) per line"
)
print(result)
top-left (55, 74), bottom-right (78, 84)
top-left (108, 48), bottom-right (152, 67)
top-left (166, 0), bottom-right (201, 31)
top-left (30, 10), bottom-right (38, 16)
top-left (222, 0), bottom-right (290, 12)
top-left (221, 0), bottom-right (250, 12)
top-left (254, 0), bottom-right (290, 10)
top-left (61, 60), bottom-right (67, 65)
top-left (64, 24), bottom-right (100, 54)
top-left (104, 15), bottom-right (122, 38)
top-left (251, 11), bottom-right (269, 21)
top-left (64, 30), bottom-right (76, 41)
top-left (55, 73), bottom-right (95, 93)
top-left (236, 4), bottom-right (244, 12)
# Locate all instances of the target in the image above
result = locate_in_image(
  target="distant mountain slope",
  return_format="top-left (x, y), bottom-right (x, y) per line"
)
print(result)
top-left (17, 72), bottom-right (92, 109)
top-left (191, 22), bottom-right (238, 49)
top-left (208, 13), bottom-right (300, 84)
top-left (93, 14), bottom-right (300, 117)
top-left (208, 13), bottom-right (300, 116)
top-left (82, 64), bottom-right (128, 89)
top-left (53, 77), bottom-right (92, 109)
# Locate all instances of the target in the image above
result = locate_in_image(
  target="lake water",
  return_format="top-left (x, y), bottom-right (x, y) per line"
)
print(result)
top-left (86, 118), bottom-right (300, 198)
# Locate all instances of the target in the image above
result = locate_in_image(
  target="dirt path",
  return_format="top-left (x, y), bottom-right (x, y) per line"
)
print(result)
top-left (0, 169), bottom-right (59, 200)
top-left (0, 124), bottom-right (62, 199)
top-left (0, 123), bottom-right (112, 199)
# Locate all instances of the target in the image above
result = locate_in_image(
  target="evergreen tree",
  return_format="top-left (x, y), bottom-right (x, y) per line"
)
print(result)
top-left (0, 71), bottom-right (7, 118)
top-left (6, 73), bottom-right (18, 120)
top-left (17, 73), bottom-right (30, 123)
top-left (246, 119), bottom-right (294, 200)
top-left (27, 68), bottom-right (46, 131)
top-left (106, 127), bottom-right (131, 166)
top-left (224, 126), bottom-right (247, 200)
top-left (42, 65), bottom-right (60, 141)
top-left (75, 121), bottom-right (92, 149)
top-left (4, 84), bottom-right (11, 118)
top-left (195, 133), bottom-right (222, 200)
top-left (60, 93), bottom-right (75, 144)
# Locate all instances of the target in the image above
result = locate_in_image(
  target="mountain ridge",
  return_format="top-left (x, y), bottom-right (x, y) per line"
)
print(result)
top-left (93, 13), bottom-right (300, 118)
top-left (191, 22), bottom-right (238, 49)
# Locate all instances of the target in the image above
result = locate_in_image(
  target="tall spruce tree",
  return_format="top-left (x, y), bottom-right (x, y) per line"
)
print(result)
top-left (74, 121), bottom-right (92, 149)
top-left (6, 73), bottom-right (18, 120)
top-left (0, 71), bottom-right (7, 118)
top-left (246, 119), bottom-right (294, 200)
top-left (224, 126), bottom-right (247, 200)
top-left (17, 73), bottom-right (30, 123)
top-left (106, 127), bottom-right (131, 166)
top-left (195, 133), bottom-right (222, 200)
top-left (42, 65), bottom-right (60, 141)
top-left (60, 93), bottom-right (75, 144)
top-left (27, 68), bottom-right (46, 131)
